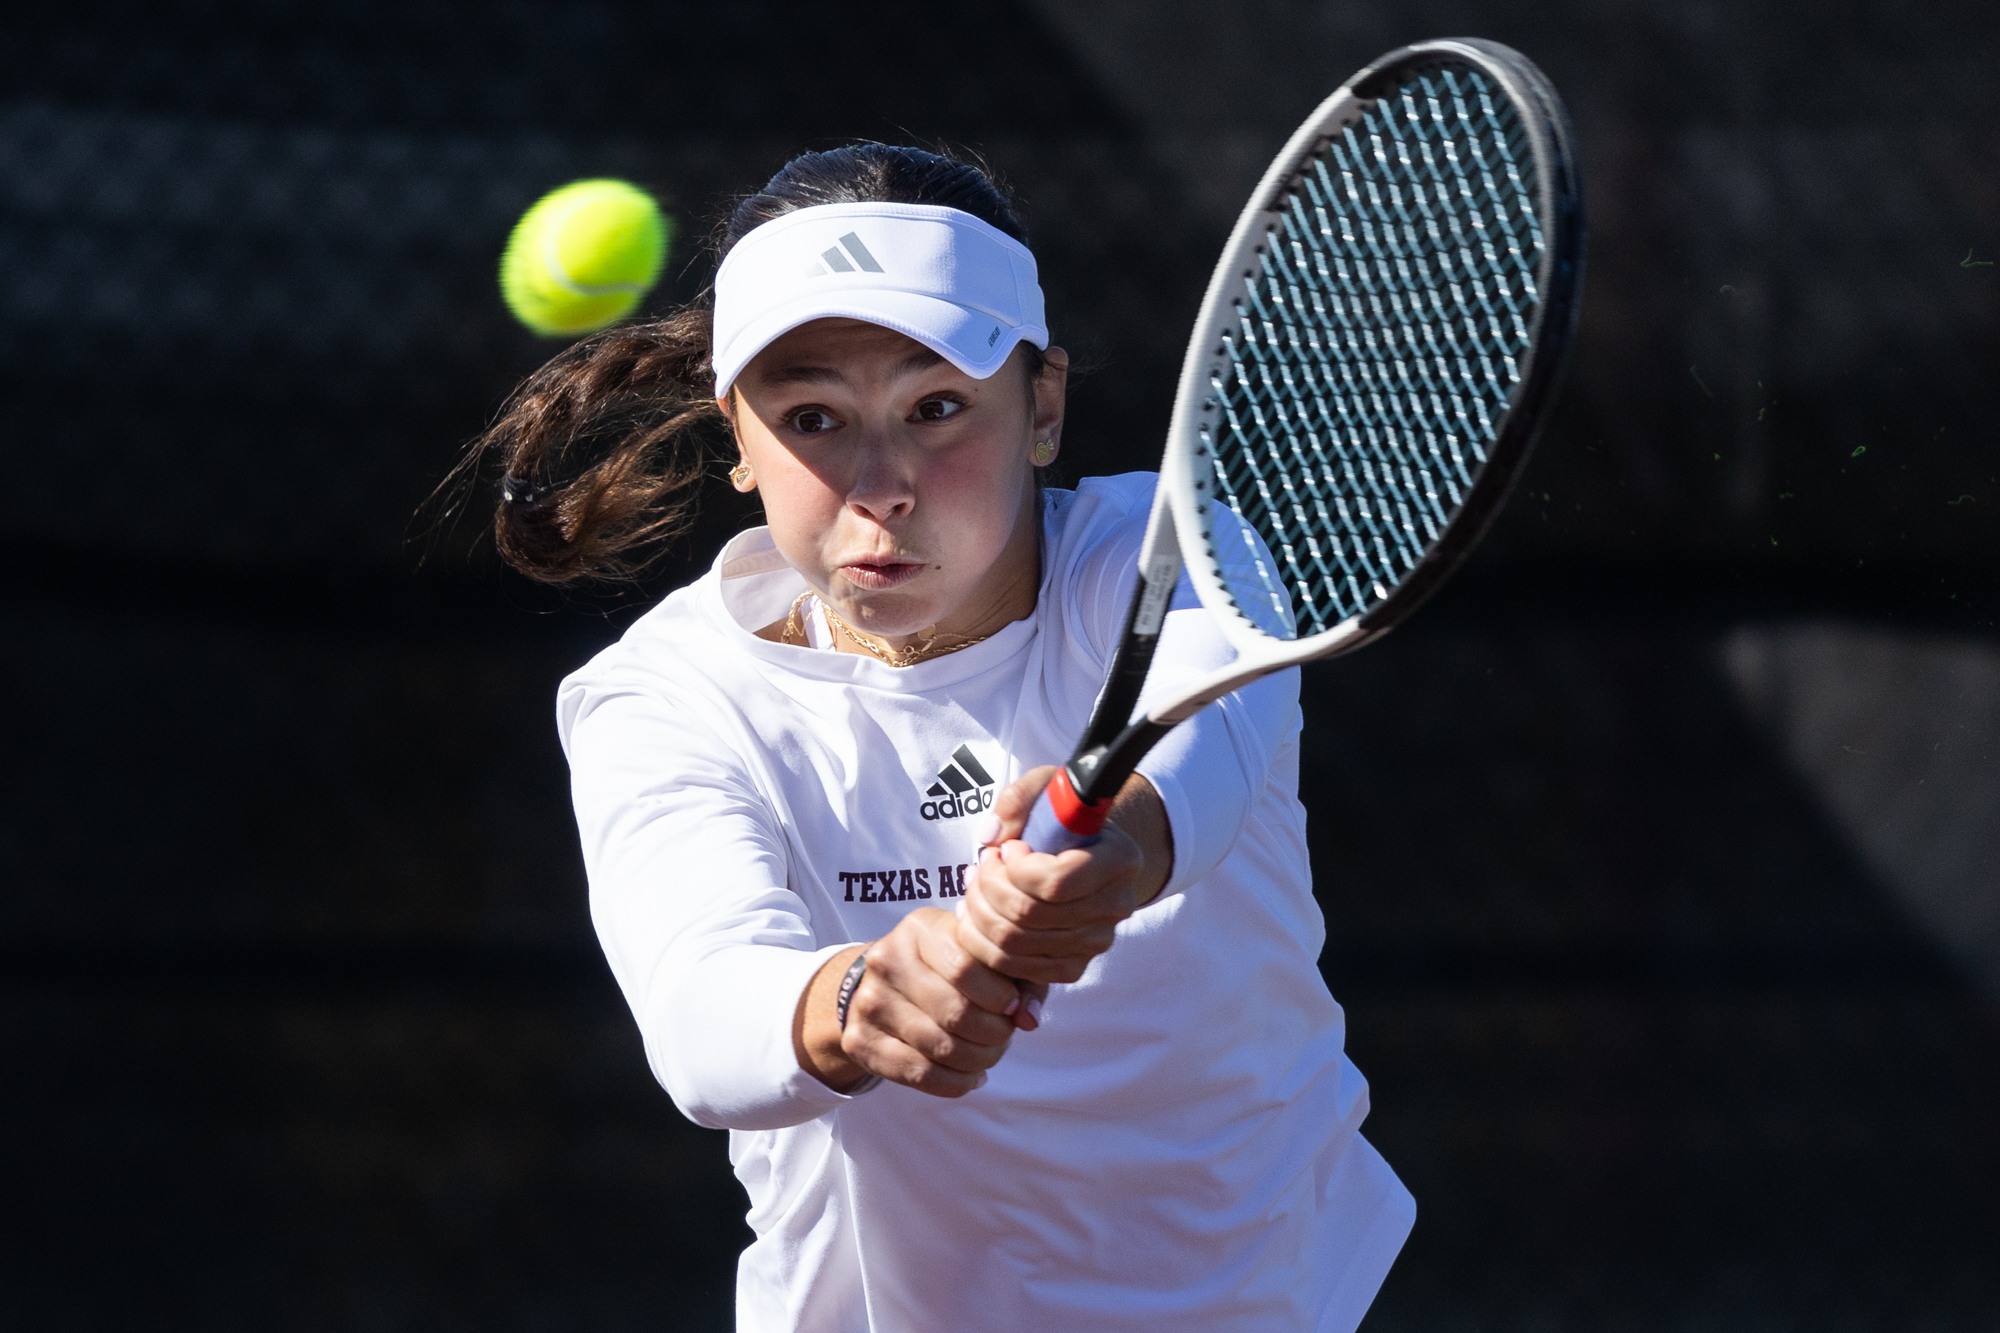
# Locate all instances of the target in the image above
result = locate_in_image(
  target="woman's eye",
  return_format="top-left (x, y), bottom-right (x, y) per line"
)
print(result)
top-left (791, 408), bottom-right (836, 434)
top-left (914, 397), bottom-right (964, 422)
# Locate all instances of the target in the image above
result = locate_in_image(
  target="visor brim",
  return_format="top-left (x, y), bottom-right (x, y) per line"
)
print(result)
top-left (712, 289), bottom-right (1050, 398)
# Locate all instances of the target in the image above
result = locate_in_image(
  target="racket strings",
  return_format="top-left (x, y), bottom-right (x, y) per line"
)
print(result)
top-left (1204, 65), bottom-right (1544, 638)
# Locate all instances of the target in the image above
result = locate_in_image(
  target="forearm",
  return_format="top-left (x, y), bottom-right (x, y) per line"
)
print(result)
top-left (570, 691), bottom-right (865, 1128)
top-left (1109, 773), bottom-right (1174, 906)
top-left (621, 935), bottom-right (858, 1130)
top-left (1110, 596), bottom-right (1297, 900)
top-left (793, 944), bottom-right (872, 1092)
top-left (1133, 669), bottom-right (1294, 898)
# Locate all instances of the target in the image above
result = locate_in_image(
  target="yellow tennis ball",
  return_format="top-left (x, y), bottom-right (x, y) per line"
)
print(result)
top-left (500, 179), bottom-right (671, 337)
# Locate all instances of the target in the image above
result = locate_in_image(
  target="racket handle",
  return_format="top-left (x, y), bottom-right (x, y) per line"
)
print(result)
top-left (1021, 769), bottom-right (1111, 854)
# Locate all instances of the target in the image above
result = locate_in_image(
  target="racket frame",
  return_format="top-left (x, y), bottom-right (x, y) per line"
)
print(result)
top-left (1036, 37), bottom-right (1586, 838)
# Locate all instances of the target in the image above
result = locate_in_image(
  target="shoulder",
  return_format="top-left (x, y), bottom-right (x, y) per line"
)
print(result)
top-left (1036, 472), bottom-right (1160, 661)
top-left (555, 572), bottom-right (745, 763)
top-left (1050, 470), bottom-right (1157, 527)
top-left (1044, 471), bottom-right (1157, 575)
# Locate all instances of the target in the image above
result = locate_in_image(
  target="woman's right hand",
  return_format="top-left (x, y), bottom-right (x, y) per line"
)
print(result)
top-left (794, 907), bottom-right (1034, 1098)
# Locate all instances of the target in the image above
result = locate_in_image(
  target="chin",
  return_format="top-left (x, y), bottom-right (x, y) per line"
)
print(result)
top-left (831, 589), bottom-right (943, 637)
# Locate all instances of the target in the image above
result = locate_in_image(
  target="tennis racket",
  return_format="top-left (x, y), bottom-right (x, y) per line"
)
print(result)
top-left (1021, 36), bottom-right (1586, 853)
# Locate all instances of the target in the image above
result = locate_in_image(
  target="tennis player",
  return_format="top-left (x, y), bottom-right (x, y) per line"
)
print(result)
top-left (478, 145), bottom-right (1413, 1332)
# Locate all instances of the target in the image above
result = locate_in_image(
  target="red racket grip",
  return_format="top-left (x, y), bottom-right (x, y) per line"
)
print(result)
top-left (1020, 768), bottom-right (1110, 853)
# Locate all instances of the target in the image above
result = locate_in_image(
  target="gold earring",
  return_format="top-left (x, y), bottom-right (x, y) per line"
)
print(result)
top-left (1031, 438), bottom-right (1058, 467)
top-left (730, 461), bottom-right (755, 489)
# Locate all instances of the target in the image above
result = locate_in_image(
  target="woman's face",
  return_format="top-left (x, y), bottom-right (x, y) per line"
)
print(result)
top-left (729, 318), bottom-right (1067, 643)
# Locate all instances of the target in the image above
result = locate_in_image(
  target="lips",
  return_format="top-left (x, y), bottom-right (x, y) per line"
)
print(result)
top-left (838, 557), bottom-right (925, 591)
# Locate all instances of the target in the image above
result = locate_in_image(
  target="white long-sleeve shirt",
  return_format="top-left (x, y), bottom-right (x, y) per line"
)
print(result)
top-left (558, 473), bottom-right (1414, 1332)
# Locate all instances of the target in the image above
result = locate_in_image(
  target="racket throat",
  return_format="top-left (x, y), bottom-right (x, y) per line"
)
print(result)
top-left (1066, 622), bottom-right (1168, 806)
top-left (1065, 715), bottom-right (1175, 807)
top-left (1070, 523), bottom-right (1183, 804)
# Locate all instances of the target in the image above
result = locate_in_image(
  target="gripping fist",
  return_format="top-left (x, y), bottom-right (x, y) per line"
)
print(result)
top-left (955, 766), bottom-right (1170, 988)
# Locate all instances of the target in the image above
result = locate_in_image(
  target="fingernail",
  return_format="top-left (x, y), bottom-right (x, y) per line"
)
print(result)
top-left (976, 1071), bottom-right (989, 1089)
top-left (972, 813), bottom-right (1001, 846)
top-left (1025, 997), bottom-right (1044, 1025)
top-left (1003, 992), bottom-right (1020, 1016)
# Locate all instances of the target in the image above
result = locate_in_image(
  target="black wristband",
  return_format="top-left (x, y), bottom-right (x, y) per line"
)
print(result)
top-left (834, 950), bottom-right (869, 1031)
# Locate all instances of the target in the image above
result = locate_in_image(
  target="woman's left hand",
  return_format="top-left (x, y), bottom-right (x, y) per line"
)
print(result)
top-left (955, 766), bottom-right (1174, 999)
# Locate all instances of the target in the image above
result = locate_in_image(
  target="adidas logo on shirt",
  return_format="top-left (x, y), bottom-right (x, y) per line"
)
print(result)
top-left (805, 232), bottom-right (885, 277)
top-left (920, 745), bottom-right (996, 822)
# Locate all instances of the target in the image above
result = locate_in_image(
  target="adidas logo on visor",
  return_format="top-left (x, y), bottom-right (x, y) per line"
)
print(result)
top-left (806, 232), bottom-right (885, 277)
top-left (920, 744), bottom-right (996, 822)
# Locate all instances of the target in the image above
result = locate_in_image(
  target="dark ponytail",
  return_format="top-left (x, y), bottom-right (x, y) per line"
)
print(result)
top-left (471, 144), bottom-right (1042, 586)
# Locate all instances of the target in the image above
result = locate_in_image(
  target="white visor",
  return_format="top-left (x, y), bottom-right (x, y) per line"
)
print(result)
top-left (711, 202), bottom-right (1048, 398)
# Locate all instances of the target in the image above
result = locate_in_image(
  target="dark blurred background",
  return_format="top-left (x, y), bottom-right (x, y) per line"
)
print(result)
top-left (3, 2), bottom-right (1997, 1328)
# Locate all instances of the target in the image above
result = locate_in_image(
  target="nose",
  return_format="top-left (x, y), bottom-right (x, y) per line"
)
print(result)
top-left (845, 434), bottom-right (916, 525)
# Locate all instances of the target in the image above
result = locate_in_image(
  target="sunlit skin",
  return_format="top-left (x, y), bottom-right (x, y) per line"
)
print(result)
top-left (721, 318), bottom-right (1175, 1098)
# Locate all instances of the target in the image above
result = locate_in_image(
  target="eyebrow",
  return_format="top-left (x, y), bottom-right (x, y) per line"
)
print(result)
top-left (758, 347), bottom-right (946, 387)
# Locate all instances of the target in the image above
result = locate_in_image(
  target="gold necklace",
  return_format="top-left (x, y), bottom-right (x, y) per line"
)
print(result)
top-left (781, 591), bottom-right (991, 668)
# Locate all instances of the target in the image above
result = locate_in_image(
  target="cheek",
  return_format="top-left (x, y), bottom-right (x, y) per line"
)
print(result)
top-left (917, 437), bottom-right (1030, 555)
top-left (742, 437), bottom-right (844, 558)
